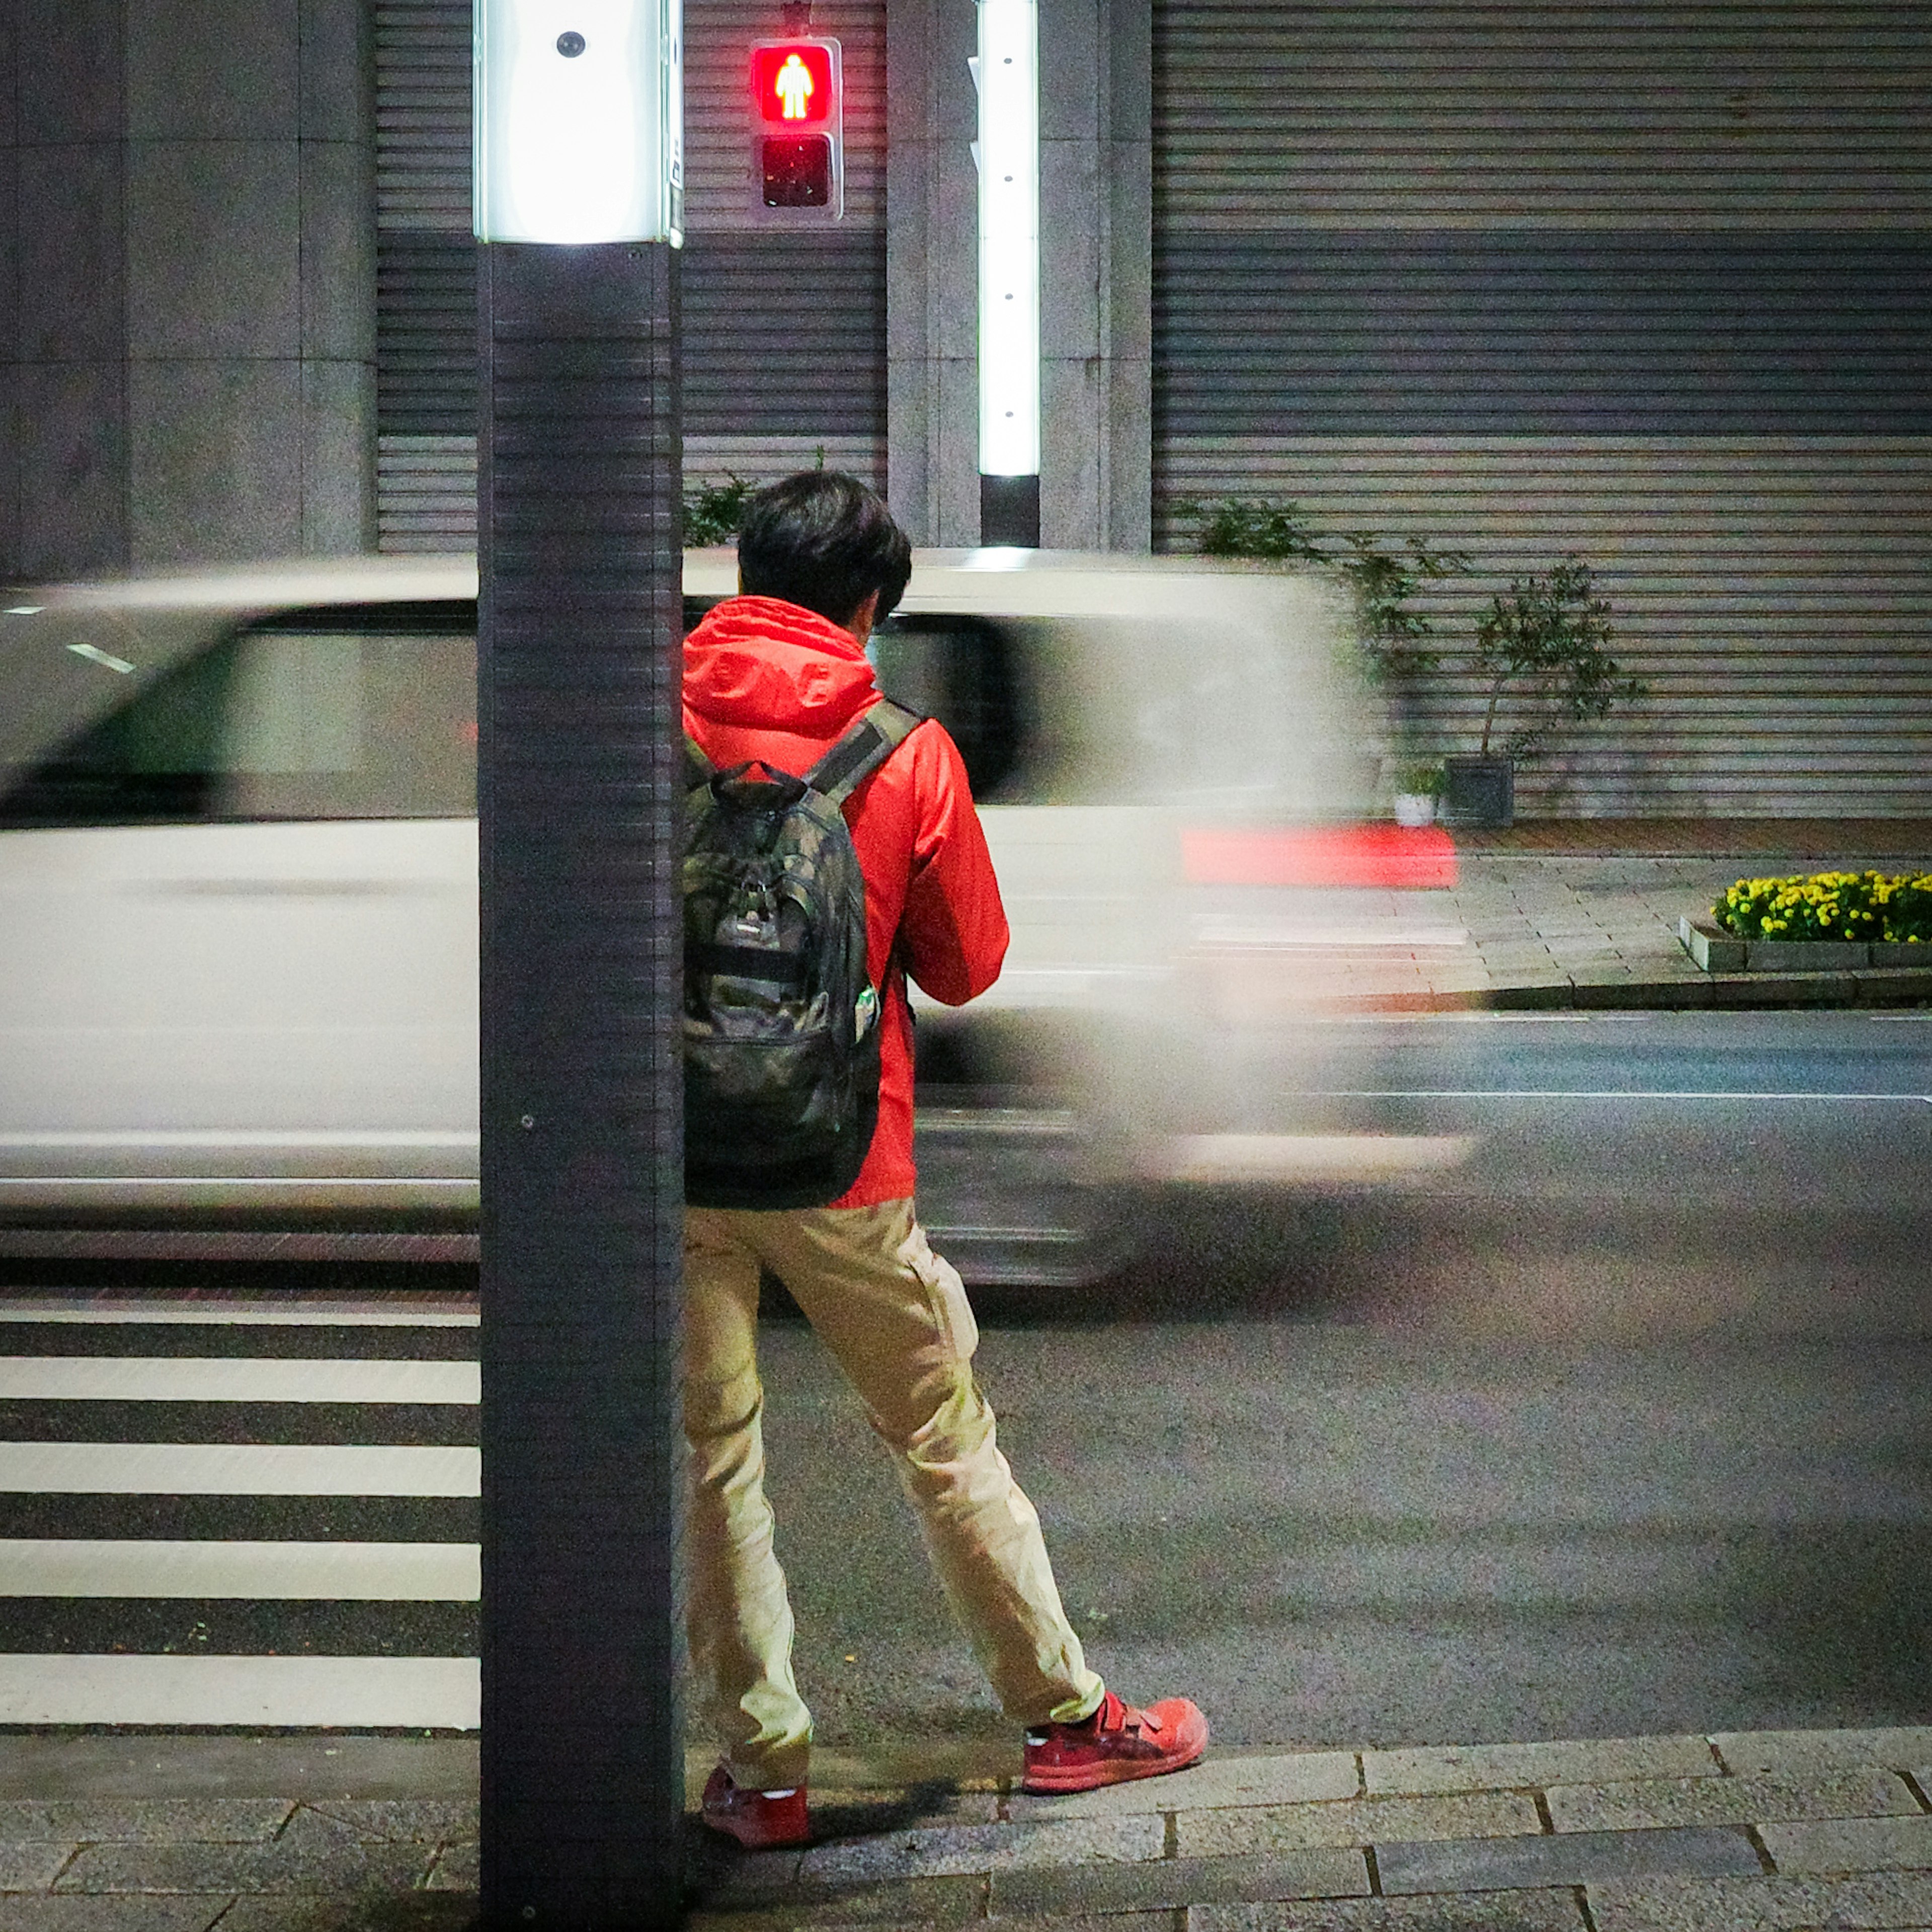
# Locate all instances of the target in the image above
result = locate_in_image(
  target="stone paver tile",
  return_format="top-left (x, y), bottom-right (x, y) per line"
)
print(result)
top-left (686, 1841), bottom-right (805, 1906)
top-left (299, 1801), bottom-right (477, 1844)
top-left (210, 1898), bottom-right (481, 1932)
top-left (1377, 1826), bottom-right (1761, 1894)
top-left (809, 1787), bottom-right (1003, 1832)
top-left (2, 1841), bottom-right (80, 1891)
top-left (799, 1812), bottom-right (1162, 1885)
top-left (1761, 1814), bottom-right (1932, 1875)
top-left (1177, 1791), bottom-right (1538, 1858)
top-left (685, 1873), bottom-right (986, 1929)
top-left (0, 1801), bottom-right (293, 1844)
top-left (1713, 1728), bottom-right (1932, 1777)
top-left (1365, 1736), bottom-right (1719, 1796)
top-left (1588, 1870), bottom-right (1932, 1931)
top-left (1194, 1892), bottom-right (1585, 1932)
top-left (991, 1847), bottom-right (1367, 1918)
top-left (958, 1917), bottom-right (1175, 1932)
top-left (1009, 1752), bottom-right (1357, 1821)
top-left (0, 1903), bottom-right (230, 1932)
top-left (54, 1810), bottom-right (433, 1895)
top-left (422, 1839), bottom-right (477, 1890)
top-left (1547, 1768), bottom-right (1920, 1834)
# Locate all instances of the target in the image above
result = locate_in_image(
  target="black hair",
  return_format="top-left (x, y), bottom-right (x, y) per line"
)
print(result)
top-left (736, 471), bottom-right (913, 628)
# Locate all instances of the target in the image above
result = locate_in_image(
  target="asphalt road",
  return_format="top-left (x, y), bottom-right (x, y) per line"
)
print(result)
top-left (756, 1009), bottom-right (1932, 1754)
top-left (2, 1010), bottom-right (1924, 1749)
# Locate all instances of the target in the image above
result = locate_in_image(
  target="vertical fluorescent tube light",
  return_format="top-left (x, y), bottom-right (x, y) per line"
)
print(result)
top-left (475, 0), bottom-right (683, 244)
top-left (976, 0), bottom-right (1039, 541)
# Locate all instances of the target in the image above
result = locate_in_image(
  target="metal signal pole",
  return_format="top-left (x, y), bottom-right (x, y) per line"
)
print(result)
top-left (474, 6), bottom-right (687, 1924)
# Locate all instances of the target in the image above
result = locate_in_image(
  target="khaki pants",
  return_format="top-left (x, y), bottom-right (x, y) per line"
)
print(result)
top-left (683, 1198), bottom-right (1104, 1790)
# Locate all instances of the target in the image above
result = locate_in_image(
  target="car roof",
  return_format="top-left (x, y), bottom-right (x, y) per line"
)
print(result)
top-left (10, 548), bottom-right (1329, 625)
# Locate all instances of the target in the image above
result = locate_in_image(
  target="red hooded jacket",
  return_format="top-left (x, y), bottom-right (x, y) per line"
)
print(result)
top-left (682, 594), bottom-right (1010, 1206)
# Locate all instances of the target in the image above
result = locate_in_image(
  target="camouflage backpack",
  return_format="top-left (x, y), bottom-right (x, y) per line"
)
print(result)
top-left (682, 699), bottom-right (922, 1209)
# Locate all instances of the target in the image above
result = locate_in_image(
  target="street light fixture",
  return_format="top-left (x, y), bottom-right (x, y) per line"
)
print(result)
top-left (974, 0), bottom-right (1040, 544)
top-left (474, 0), bottom-right (683, 244)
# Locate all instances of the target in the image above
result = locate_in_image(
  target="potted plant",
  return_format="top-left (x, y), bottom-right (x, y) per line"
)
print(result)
top-left (1390, 759), bottom-right (1443, 826)
top-left (1441, 558), bottom-right (1643, 828)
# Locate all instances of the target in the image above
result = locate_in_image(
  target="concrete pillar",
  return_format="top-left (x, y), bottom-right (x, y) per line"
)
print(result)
top-left (0, 0), bottom-right (374, 581)
top-left (124, 0), bottom-right (374, 565)
top-left (5, 0), bottom-right (132, 577)
top-left (885, 0), bottom-right (979, 546)
top-left (885, 0), bottom-right (1150, 551)
top-left (1039, 0), bottom-right (1149, 551)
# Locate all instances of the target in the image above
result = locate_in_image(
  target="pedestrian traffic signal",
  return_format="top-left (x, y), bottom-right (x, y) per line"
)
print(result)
top-left (749, 38), bottom-right (843, 219)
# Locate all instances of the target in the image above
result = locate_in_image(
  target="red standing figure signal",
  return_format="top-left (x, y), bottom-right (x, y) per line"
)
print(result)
top-left (749, 37), bottom-right (843, 218)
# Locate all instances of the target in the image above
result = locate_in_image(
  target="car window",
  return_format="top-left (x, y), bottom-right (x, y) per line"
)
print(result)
top-left (0, 602), bottom-right (477, 826)
top-left (878, 610), bottom-right (1328, 814)
top-left (871, 616), bottom-right (1026, 801)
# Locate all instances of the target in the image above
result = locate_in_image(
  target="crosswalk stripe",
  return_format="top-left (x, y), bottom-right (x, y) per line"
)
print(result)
top-left (0, 1442), bottom-right (479, 1496)
top-left (0, 1539), bottom-right (480, 1599)
top-left (0, 1653), bottom-right (479, 1727)
top-left (0, 1356), bottom-right (479, 1404)
top-left (0, 1301), bottom-right (478, 1326)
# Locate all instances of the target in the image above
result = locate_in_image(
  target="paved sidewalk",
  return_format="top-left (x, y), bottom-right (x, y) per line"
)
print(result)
top-left (1335, 820), bottom-right (1932, 1011)
top-left (4, 1725), bottom-right (1931, 1928)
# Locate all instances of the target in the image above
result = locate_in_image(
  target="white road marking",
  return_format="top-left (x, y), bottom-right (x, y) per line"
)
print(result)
top-left (0, 1654), bottom-right (478, 1728)
top-left (0, 1442), bottom-right (479, 1496)
top-left (0, 1131), bottom-right (479, 1149)
top-left (0, 1302), bottom-right (477, 1326)
top-left (0, 1539), bottom-right (479, 1600)
top-left (0, 1178), bottom-right (476, 1189)
top-left (0, 1357), bottom-right (478, 1404)
top-left (1156, 1134), bottom-right (1476, 1183)
top-left (1313, 1090), bottom-right (1932, 1103)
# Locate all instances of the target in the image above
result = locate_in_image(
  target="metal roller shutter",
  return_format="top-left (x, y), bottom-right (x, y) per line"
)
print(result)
top-left (373, 0), bottom-right (888, 552)
top-left (1152, 2), bottom-right (1932, 817)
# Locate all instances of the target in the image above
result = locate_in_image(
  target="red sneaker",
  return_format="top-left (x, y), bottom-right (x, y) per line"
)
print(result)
top-left (699, 1765), bottom-right (811, 1849)
top-left (1021, 1688), bottom-right (1209, 1794)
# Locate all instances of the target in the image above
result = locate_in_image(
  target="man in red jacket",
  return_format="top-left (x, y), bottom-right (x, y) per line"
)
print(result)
top-left (684, 472), bottom-right (1206, 1849)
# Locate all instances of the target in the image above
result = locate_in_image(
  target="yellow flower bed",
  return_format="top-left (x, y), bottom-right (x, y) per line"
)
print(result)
top-left (1716, 870), bottom-right (1932, 944)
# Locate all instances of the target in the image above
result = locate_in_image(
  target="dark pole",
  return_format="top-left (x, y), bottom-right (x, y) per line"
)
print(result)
top-left (477, 239), bottom-right (685, 1929)
top-left (980, 473), bottom-right (1040, 547)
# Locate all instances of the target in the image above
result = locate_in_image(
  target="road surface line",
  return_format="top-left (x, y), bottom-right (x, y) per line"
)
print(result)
top-left (0, 1654), bottom-right (478, 1728)
top-left (0, 1131), bottom-right (479, 1149)
top-left (0, 1539), bottom-right (478, 1600)
top-left (0, 1302), bottom-right (477, 1326)
top-left (0, 1442), bottom-right (479, 1496)
top-left (1156, 1135), bottom-right (1476, 1183)
top-left (1312, 1090), bottom-right (1932, 1103)
top-left (0, 1357), bottom-right (477, 1404)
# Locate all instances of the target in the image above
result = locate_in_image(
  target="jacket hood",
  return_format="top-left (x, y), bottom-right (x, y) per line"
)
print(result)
top-left (683, 595), bottom-right (879, 732)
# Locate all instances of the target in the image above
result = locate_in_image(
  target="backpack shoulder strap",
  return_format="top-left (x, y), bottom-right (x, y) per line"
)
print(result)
top-left (806, 698), bottom-right (924, 807)
top-left (684, 732), bottom-right (716, 788)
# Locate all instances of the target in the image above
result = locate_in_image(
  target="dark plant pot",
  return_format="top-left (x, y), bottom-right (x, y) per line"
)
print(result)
top-left (1439, 756), bottom-right (1514, 828)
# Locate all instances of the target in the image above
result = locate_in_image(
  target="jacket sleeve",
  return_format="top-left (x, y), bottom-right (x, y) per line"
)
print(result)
top-left (898, 721), bottom-right (1010, 1006)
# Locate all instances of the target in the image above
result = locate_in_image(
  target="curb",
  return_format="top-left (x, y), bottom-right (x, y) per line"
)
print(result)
top-left (1343, 967), bottom-right (1932, 1015)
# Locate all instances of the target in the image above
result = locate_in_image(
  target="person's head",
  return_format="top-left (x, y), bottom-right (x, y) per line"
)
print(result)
top-left (736, 471), bottom-right (913, 633)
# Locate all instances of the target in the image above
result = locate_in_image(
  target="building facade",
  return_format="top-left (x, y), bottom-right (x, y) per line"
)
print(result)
top-left (4, 0), bottom-right (1928, 813)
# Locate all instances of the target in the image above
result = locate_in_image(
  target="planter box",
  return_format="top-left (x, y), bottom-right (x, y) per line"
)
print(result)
top-left (1439, 756), bottom-right (1513, 829)
top-left (1679, 917), bottom-right (1928, 974)
top-left (1679, 918), bottom-right (1746, 972)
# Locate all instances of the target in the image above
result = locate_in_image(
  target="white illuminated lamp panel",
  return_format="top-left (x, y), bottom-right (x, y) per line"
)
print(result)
top-left (474, 0), bottom-right (684, 245)
top-left (974, 0), bottom-right (1038, 478)
top-left (748, 37), bottom-right (844, 221)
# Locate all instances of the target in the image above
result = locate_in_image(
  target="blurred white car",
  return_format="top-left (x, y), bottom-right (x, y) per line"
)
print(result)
top-left (0, 550), bottom-right (1450, 1282)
